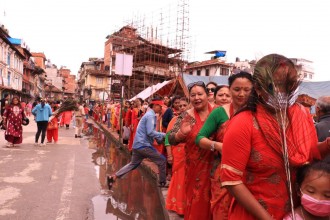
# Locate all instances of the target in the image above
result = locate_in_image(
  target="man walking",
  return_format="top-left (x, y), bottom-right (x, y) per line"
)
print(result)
top-left (74, 102), bottom-right (85, 138)
top-left (107, 98), bottom-right (167, 189)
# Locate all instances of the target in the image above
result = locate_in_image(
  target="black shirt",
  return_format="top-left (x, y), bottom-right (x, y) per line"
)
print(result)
top-left (315, 114), bottom-right (330, 142)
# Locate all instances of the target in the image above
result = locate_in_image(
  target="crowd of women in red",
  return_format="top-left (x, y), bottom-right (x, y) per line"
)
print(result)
top-left (92, 53), bottom-right (330, 220)
top-left (162, 54), bottom-right (330, 220)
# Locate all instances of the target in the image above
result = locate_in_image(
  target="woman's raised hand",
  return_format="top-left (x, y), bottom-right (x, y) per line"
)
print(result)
top-left (179, 115), bottom-right (194, 135)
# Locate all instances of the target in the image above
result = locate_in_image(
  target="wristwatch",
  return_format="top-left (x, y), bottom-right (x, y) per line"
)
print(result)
top-left (210, 141), bottom-right (215, 151)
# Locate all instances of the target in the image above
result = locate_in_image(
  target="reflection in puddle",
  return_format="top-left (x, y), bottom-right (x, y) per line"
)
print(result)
top-left (85, 123), bottom-right (165, 220)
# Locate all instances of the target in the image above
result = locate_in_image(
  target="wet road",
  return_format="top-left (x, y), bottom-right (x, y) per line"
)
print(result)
top-left (0, 118), bottom-right (166, 220)
top-left (86, 122), bottom-right (166, 220)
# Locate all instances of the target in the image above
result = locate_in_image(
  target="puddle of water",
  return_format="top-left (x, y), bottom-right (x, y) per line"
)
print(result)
top-left (85, 123), bottom-right (165, 220)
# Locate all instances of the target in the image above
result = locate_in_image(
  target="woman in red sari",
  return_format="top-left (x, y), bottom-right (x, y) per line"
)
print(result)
top-left (128, 98), bottom-right (143, 151)
top-left (169, 82), bottom-right (213, 220)
top-left (196, 72), bottom-right (253, 220)
top-left (165, 97), bottom-right (189, 215)
top-left (220, 54), bottom-right (319, 219)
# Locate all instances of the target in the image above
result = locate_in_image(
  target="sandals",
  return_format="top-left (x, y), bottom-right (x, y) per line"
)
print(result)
top-left (107, 175), bottom-right (115, 190)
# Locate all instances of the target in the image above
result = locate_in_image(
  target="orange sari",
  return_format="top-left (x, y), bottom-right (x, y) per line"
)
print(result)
top-left (165, 116), bottom-right (186, 215)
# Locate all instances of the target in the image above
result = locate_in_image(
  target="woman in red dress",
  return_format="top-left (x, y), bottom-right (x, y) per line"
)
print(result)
top-left (220, 54), bottom-right (319, 219)
top-left (47, 104), bottom-right (59, 143)
top-left (128, 98), bottom-right (143, 151)
top-left (165, 97), bottom-right (189, 215)
top-left (168, 82), bottom-right (213, 220)
top-left (3, 96), bottom-right (26, 147)
top-left (196, 72), bottom-right (253, 220)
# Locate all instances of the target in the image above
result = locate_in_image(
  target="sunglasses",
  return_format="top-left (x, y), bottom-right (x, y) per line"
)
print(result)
top-left (206, 88), bottom-right (216, 93)
top-left (187, 81), bottom-right (206, 92)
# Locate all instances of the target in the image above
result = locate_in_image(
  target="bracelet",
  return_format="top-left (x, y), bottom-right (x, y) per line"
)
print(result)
top-left (210, 141), bottom-right (215, 151)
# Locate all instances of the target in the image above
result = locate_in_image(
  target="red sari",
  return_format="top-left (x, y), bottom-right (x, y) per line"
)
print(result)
top-left (170, 105), bottom-right (213, 220)
top-left (210, 104), bottom-right (234, 220)
top-left (128, 107), bottom-right (142, 151)
top-left (220, 104), bottom-right (318, 220)
top-left (165, 116), bottom-right (186, 215)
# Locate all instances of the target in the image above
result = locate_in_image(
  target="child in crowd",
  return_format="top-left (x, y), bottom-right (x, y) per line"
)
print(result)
top-left (284, 157), bottom-right (330, 220)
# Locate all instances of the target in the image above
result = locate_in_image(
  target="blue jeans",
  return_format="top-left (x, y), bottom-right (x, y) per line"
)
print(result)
top-left (115, 146), bottom-right (166, 183)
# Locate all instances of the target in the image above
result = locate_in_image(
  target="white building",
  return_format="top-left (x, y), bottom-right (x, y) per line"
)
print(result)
top-left (290, 58), bottom-right (314, 81)
top-left (0, 25), bottom-right (24, 97)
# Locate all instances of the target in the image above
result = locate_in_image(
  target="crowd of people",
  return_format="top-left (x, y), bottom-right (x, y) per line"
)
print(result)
top-left (0, 97), bottom-right (86, 147)
top-left (101, 54), bottom-right (330, 220)
top-left (1, 53), bottom-right (329, 220)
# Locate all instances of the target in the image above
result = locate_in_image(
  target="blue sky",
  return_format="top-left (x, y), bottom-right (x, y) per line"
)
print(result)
top-left (1, 0), bottom-right (329, 81)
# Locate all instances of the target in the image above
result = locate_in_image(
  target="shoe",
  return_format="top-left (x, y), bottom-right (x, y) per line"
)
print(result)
top-left (77, 135), bottom-right (83, 138)
top-left (6, 142), bottom-right (12, 147)
top-left (158, 181), bottom-right (169, 188)
top-left (40, 143), bottom-right (46, 147)
top-left (107, 175), bottom-right (115, 190)
top-left (34, 143), bottom-right (39, 147)
top-left (75, 134), bottom-right (77, 138)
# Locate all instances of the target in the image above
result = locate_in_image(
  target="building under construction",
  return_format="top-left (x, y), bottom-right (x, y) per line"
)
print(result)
top-left (104, 26), bottom-right (185, 99)
top-left (103, 0), bottom-right (190, 99)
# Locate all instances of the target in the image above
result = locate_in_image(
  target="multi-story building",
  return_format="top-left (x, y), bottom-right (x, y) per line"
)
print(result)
top-left (185, 58), bottom-right (232, 76)
top-left (0, 25), bottom-right (25, 99)
top-left (8, 38), bottom-right (35, 102)
top-left (104, 25), bottom-right (182, 99)
top-left (290, 58), bottom-right (314, 81)
top-left (45, 62), bottom-right (66, 100)
top-left (31, 52), bottom-right (47, 98)
top-left (78, 58), bottom-right (109, 103)
top-left (59, 66), bottom-right (76, 98)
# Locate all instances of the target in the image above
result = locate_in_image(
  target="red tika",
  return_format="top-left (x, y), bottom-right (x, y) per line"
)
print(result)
top-left (220, 104), bottom-right (318, 220)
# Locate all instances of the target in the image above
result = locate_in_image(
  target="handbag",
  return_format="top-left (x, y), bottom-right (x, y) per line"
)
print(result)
top-left (47, 118), bottom-right (58, 130)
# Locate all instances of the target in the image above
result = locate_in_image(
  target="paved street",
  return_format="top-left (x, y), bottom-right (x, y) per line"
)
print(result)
top-left (0, 116), bottom-right (99, 220)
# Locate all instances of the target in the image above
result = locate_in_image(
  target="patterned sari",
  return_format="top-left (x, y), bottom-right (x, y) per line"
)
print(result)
top-left (220, 104), bottom-right (317, 219)
top-left (169, 105), bottom-right (213, 220)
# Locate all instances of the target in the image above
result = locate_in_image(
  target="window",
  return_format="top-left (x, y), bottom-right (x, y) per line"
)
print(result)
top-left (8, 72), bottom-right (11, 86)
top-left (197, 70), bottom-right (201, 76)
top-left (309, 74), bottom-right (313, 79)
top-left (221, 68), bottom-right (229, 76)
top-left (304, 73), bottom-right (307, 78)
top-left (205, 69), bottom-right (209, 76)
top-left (7, 53), bottom-right (11, 66)
top-left (96, 77), bottom-right (103, 84)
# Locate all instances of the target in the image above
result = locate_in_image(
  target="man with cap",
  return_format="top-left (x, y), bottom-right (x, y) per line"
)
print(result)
top-left (107, 98), bottom-right (167, 189)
